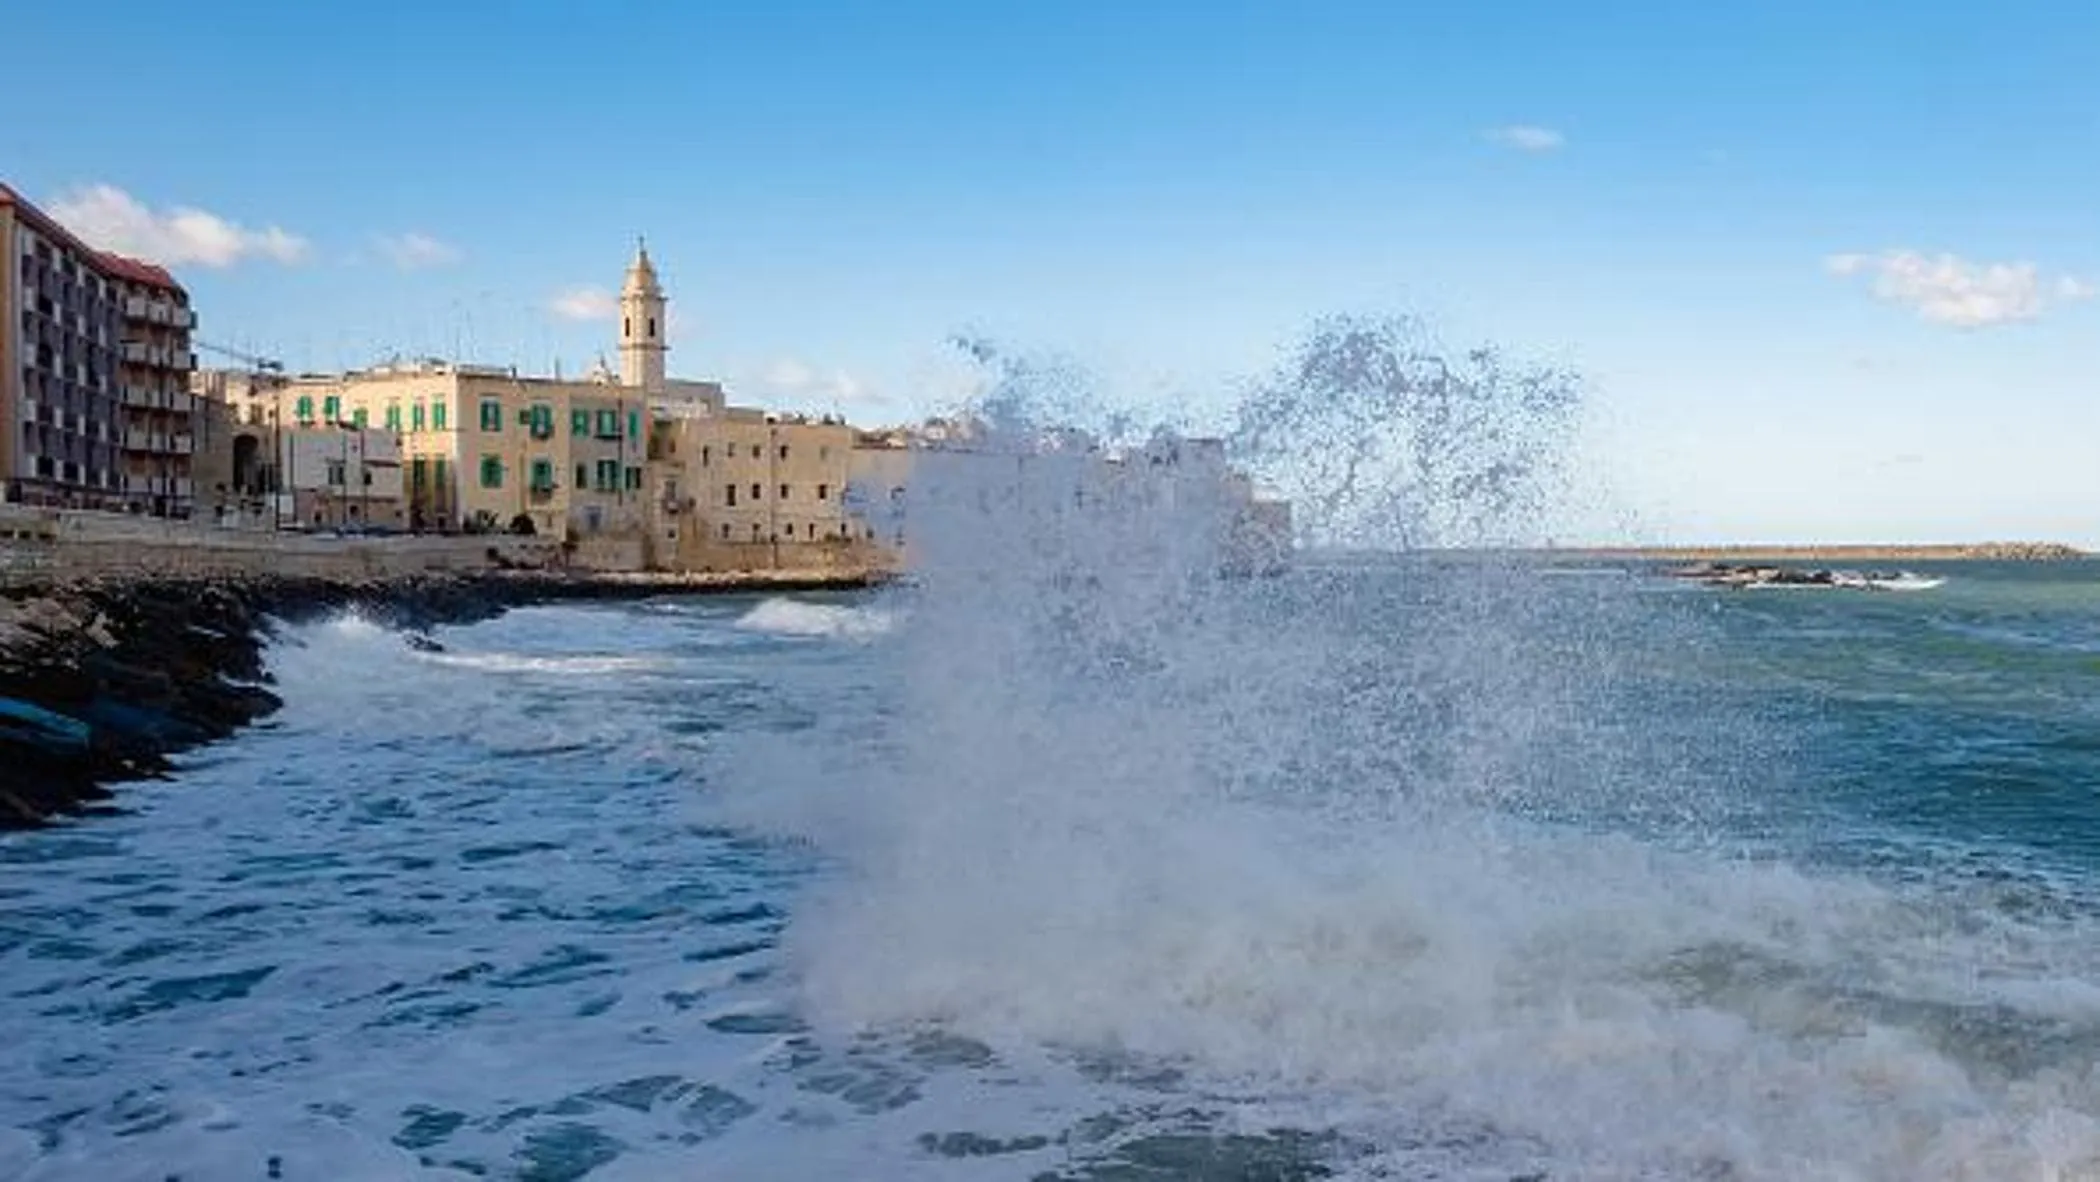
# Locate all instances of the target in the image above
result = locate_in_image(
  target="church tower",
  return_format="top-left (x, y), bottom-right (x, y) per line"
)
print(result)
top-left (619, 238), bottom-right (667, 393)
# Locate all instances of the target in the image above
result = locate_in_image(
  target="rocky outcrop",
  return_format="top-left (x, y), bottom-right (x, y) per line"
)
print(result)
top-left (0, 569), bottom-right (881, 828)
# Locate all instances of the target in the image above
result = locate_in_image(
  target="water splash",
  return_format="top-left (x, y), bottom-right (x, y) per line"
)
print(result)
top-left (708, 322), bottom-right (2100, 1179)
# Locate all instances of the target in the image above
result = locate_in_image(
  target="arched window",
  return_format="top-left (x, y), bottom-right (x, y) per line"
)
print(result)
top-left (623, 317), bottom-right (631, 338)
top-left (647, 317), bottom-right (656, 338)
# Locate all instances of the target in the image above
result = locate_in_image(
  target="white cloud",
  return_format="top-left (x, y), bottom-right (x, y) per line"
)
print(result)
top-left (549, 286), bottom-right (617, 321)
top-left (1825, 250), bottom-right (2095, 328)
top-left (374, 231), bottom-right (462, 270)
top-left (749, 356), bottom-right (887, 408)
top-left (46, 183), bottom-right (308, 267)
top-left (1485, 125), bottom-right (1565, 153)
top-left (2057, 275), bottom-right (2097, 301)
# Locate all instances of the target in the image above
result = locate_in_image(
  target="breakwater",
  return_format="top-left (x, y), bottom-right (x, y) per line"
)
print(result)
top-left (1559, 541), bottom-right (2088, 562)
top-left (0, 568), bottom-right (879, 827)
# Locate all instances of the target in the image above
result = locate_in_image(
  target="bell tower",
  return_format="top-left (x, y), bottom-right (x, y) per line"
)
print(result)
top-left (619, 237), bottom-right (667, 393)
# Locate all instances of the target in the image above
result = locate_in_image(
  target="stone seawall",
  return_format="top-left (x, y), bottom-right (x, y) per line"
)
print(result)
top-left (0, 511), bottom-right (563, 587)
top-left (0, 566), bottom-right (883, 828)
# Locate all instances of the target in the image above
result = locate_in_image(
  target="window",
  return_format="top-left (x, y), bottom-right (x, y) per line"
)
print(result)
top-left (629, 410), bottom-right (641, 440)
top-left (479, 398), bottom-right (502, 431)
top-left (385, 404), bottom-right (402, 431)
top-left (295, 395), bottom-right (314, 423)
top-left (817, 483), bottom-right (830, 501)
top-left (411, 458), bottom-right (427, 488)
top-left (595, 459), bottom-right (619, 491)
top-left (779, 483), bottom-right (790, 500)
top-left (352, 408), bottom-right (368, 429)
top-left (528, 404), bottom-right (554, 439)
top-left (595, 409), bottom-right (619, 438)
top-left (751, 524), bottom-right (762, 540)
top-left (479, 455), bottom-right (503, 488)
top-left (412, 402), bottom-right (426, 431)
top-left (323, 395), bottom-right (341, 422)
top-left (701, 445), bottom-right (711, 466)
top-left (719, 523), bottom-right (730, 539)
top-left (778, 444), bottom-right (789, 460)
top-left (571, 408), bottom-right (589, 436)
top-left (750, 482), bottom-right (762, 500)
top-left (625, 466), bottom-right (642, 491)
top-left (574, 463), bottom-right (588, 489)
top-left (647, 317), bottom-right (656, 338)
top-left (724, 484), bottom-right (737, 507)
top-left (529, 458), bottom-right (554, 491)
top-left (432, 401), bottom-right (448, 430)
top-left (819, 445), bottom-right (830, 461)
top-left (326, 460), bottom-right (345, 486)
top-left (623, 317), bottom-right (630, 339)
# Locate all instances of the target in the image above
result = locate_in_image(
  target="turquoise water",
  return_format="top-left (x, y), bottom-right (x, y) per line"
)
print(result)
top-left (4, 562), bottom-right (2100, 1180)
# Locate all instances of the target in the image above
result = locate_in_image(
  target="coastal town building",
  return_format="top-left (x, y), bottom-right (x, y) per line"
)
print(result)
top-left (173, 237), bottom-right (1290, 575)
top-left (0, 183), bottom-right (197, 517)
top-left (276, 424), bottom-right (405, 530)
top-left (645, 406), bottom-right (862, 571)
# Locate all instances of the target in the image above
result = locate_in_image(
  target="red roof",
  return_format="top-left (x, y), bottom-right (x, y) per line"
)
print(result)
top-left (0, 181), bottom-right (187, 296)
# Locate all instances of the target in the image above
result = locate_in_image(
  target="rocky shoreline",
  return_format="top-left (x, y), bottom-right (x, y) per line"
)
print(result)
top-left (0, 570), bottom-right (879, 828)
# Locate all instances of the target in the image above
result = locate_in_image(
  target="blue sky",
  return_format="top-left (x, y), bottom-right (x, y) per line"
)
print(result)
top-left (6, 1), bottom-right (2097, 543)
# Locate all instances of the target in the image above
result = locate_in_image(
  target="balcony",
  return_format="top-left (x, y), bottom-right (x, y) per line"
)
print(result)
top-left (120, 342), bottom-right (150, 363)
top-left (167, 389), bottom-right (195, 415)
top-left (123, 429), bottom-right (153, 451)
top-left (170, 308), bottom-right (195, 329)
top-left (170, 434), bottom-right (194, 455)
top-left (173, 351), bottom-right (195, 372)
top-left (171, 479), bottom-right (194, 498)
top-left (123, 296), bottom-right (150, 319)
top-left (121, 384), bottom-right (159, 408)
top-left (146, 302), bottom-right (172, 326)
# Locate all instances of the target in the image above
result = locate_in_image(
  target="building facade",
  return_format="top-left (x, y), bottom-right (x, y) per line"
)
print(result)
top-left (276, 424), bottom-right (405, 530)
top-left (1, 183), bottom-right (197, 516)
top-left (647, 407), bottom-right (862, 570)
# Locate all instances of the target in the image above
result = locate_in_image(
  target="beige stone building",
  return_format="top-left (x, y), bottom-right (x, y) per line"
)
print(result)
top-left (1, 182), bottom-right (198, 516)
top-left (646, 407), bottom-right (863, 571)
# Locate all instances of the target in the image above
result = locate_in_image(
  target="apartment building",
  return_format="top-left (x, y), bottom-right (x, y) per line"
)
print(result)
top-left (1, 183), bottom-right (197, 515)
top-left (106, 256), bottom-right (199, 517)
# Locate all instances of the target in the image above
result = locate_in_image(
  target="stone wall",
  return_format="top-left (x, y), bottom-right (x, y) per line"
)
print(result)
top-left (0, 507), bottom-right (558, 587)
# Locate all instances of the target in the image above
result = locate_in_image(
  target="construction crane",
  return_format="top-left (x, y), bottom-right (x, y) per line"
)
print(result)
top-left (194, 339), bottom-right (284, 374)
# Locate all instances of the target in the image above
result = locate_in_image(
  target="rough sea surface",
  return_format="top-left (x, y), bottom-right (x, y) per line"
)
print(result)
top-left (5, 559), bottom-right (2100, 1181)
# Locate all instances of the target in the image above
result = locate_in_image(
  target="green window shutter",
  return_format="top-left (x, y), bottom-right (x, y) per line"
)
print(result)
top-left (571, 409), bottom-right (589, 436)
top-left (323, 396), bottom-right (341, 421)
top-left (479, 456), bottom-right (503, 489)
top-left (433, 402), bottom-right (448, 430)
top-left (530, 458), bottom-right (554, 490)
top-left (628, 410), bottom-right (641, 440)
top-left (480, 400), bottom-right (502, 431)
top-left (574, 463), bottom-right (588, 488)
top-left (625, 466), bottom-right (642, 491)
top-left (352, 408), bottom-right (368, 428)
top-left (295, 395), bottom-right (314, 423)
top-left (411, 402), bottom-right (426, 431)
top-left (385, 405), bottom-right (402, 431)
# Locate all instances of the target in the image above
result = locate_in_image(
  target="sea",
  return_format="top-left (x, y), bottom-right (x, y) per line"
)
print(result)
top-left (4, 554), bottom-right (2100, 1181)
